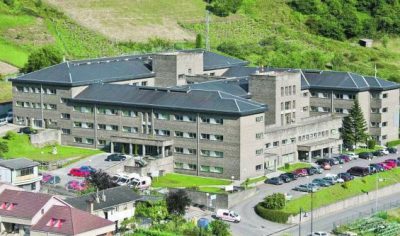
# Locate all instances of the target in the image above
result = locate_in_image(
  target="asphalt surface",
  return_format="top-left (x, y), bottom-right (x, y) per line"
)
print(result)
top-left (43, 152), bottom-right (119, 187)
top-left (225, 153), bottom-right (400, 236)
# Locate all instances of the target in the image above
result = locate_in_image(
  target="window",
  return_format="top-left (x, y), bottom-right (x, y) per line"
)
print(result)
top-left (383, 93), bottom-right (388, 98)
top-left (303, 106), bottom-right (308, 112)
top-left (256, 116), bottom-right (264, 122)
top-left (292, 100), bottom-right (296, 109)
top-left (178, 74), bottom-right (184, 79)
top-left (285, 101), bottom-right (291, 110)
top-left (141, 81), bottom-right (147, 86)
top-left (174, 115), bottom-right (183, 121)
top-left (98, 124), bottom-right (118, 131)
top-left (293, 85), bottom-right (296, 95)
top-left (46, 88), bottom-right (56, 95)
top-left (188, 68), bottom-right (192, 74)
top-left (175, 131), bottom-right (183, 137)
top-left (155, 113), bottom-right (170, 120)
top-left (98, 140), bottom-right (106, 145)
top-left (285, 87), bottom-right (288, 96)
top-left (74, 122), bottom-right (93, 129)
top-left (61, 113), bottom-right (70, 120)
top-left (265, 143), bottom-right (271, 149)
top-left (256, 133), bottom-right (263, 140)
top-left (382, 122), bottom-right (387, 127)
top-left (98, 108), bottom-right (117, 115)
top-left (382, 135), bottom-right (387, 140)
top-left (201, 117), bottom-right (223, 125)
top-left (17, 167), bottom-right (33, 177)
top-left (201, 133), bottom-right (223, 141)
top-left (371, 122), bottom-right (379, 128)
top-left (154, 129), bottom-right (170, 136)
top-left (371, 108), bottom-right (380, 113)
top-left (16, 101), bottom-right (22, 107)
top-left (371, 93), bottom-right (380, 99)
top-left (256, 149), bottom-right (263, 155)
top-left (74, 137), bottom-right (82, 143)
top-left (61, 129), bottom-right (70, 135)
top-left (282, 139), bottom-right (288, 145)
top-left (334, 93), bottom-right (343, 99)
top-left (84, 138), bottom-right (94, 145)
top-left (303, 92), bottom-right (308, 97)
top-left (73, 106), bottom-right (93, 113)
top-left (273, 141), bottom-right (279, 147)
top-left (122, 110), bottom-right (137, 117)
top-left (174, 162), bottom-right (183, 169)
top-left (200, 165), bottom-right (210, 172)
top-left (256, 164), bottom-right (262, 171)
top-left (174, 147), bottom-right (196, 155)
top-left (188, 164), bottom-right (197, 170)
top-left (122, 126), bottom-right (138, 133)
top-left (281, 87), bottom-right (284, 96)
top-left (382, 107), bottom-right (388, 113)
top-left (210, 166), bottom-right (223, 174)
top-left (201, 150), bottom-right (223, 158)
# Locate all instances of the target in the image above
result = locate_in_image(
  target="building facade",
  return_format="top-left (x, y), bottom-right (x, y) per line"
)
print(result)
top-left (10, 50), bottom-right (400, 179)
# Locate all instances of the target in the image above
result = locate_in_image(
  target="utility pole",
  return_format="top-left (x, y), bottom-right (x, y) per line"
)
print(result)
top-left (299, 208), bottom-right (302, 236)
top-left (205, 1), bottom-right (210, 51)
top-left (310, 191), bottom-right (314, 234)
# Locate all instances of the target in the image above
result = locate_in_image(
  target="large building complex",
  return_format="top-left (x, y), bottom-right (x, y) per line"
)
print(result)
top-left (10, 50), bottom-right (400, 180)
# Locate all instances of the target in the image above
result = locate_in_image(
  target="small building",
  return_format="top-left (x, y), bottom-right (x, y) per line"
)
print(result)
top-left (359, 39), bottom-right (373, 47)
top-left (65, 186), bottom-right (142, 230)
top-left (0, 158), bottom-right (42, 192)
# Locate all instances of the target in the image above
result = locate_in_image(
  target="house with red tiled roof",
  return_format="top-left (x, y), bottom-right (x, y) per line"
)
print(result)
top-left (0, 189), bottom-right (67, 235)
top-left (31, 205), bottom-right (114, 236)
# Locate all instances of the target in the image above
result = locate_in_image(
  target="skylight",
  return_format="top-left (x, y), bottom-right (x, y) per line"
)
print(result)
top-left (46, 218), bottom-right (65, 228)
top-left (0, 202), bottom-right (16, 211)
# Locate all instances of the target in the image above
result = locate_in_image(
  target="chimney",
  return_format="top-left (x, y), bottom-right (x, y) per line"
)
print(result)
top-left (86, 198), bottom-right (94, 213)
top-left (102, 191), bottom-right (106, 202)
top-left (95, 189), bottom-right (100, 203)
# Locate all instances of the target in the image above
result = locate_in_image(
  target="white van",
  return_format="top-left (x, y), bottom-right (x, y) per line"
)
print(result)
top-left (129, 176), bottom-right (152, 190)
top-left (215, 209), bottom-right (241, 223)
top-left (115, 173), bottom-right (141, 186)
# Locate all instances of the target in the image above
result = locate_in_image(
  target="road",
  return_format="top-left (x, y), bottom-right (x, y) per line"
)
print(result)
top-left (226, 153), bottom-right (400, 236)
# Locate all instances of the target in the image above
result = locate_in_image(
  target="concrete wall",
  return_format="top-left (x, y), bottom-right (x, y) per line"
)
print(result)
top-left (288, 182), bottom-right (400, 224)
top-left (30, 129), bottom-right (61, 147)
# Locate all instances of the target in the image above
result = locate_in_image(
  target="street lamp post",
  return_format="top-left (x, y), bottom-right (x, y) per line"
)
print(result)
top-left (306, 176), bottom-right (314, 234)
top-left (206, 193), bottom-right (209, 211)
top-left (299, 207), bottom-right (303, 236)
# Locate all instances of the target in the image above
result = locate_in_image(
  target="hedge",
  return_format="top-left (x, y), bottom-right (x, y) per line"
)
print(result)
top-left (254, 203), bottom-right (292, 223)
top-left (130, 229), bottom-right (178, 236)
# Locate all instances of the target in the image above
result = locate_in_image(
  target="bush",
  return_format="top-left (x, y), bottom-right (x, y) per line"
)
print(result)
top-left (3, 0), bottom-right (14, 6)
top-left (255, 204), bottom-right (291, 223)
top-left (0, 142), bottom-right (9, 157)
top-left (341, 182), bottom-right (349, 189)
top-left (284, 163), bottom-right (290, 169)
top-left (21, 46), bottom-right (63, 73)
top-left (367, 139), bottom-right (376, 149)
top-left (209, 220), bottom-right (231, 236)
top-left (261, 193), bottom-right (286, 210)
top-left (4, 131), bottom-right (16, 140)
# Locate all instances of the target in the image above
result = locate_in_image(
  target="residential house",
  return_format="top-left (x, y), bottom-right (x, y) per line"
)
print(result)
top-left (0, 158), bottom-right (42, 192)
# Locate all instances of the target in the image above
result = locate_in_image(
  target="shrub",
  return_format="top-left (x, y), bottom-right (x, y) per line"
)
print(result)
top-left (261, 193), bottom-right (286, 210)
top-left (255, 204), bottom-right (291, 223)
top-left (367, 139), bottom-right (376, 149)
top-left (209, 219), bottom-right (231, 236)
top-left (341, 182), bottom-right (349, 189)
top-left (3, 0), bottom-right (14, 6)
top-left (284, 163), bottom-right (290, 169)
top-left (4, 131), bottom-right (16, 140)
top-left (195, 34), bottom-right (203, 48)
top-left (0, 142), bottom-right (9, 157)
top-left (166, 189), bottom-right (191, 215)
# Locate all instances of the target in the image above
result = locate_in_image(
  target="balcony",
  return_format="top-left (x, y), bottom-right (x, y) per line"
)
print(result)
top-left (14, 174), bottom-right (42, 185)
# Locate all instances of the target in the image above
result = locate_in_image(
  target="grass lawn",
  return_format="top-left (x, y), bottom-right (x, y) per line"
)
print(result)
top-left (278, 162), bottom-right (312, 173)
top-left (152, 173), bottom-right (232, 188)
top-left (242, 175), bottom-right (267, 186)
top-left (0, 134), bottom-right (102, 161)
top-left (282, 167), bottom-right (400, 215)
top-left (387, 140), bottom-right (400, 148)
top-left (198, 186), bottom-right (226, 194)
top-left (0, 39), bottom-right (29, 68)
top-left (353, 145), bottom-right (384, 154)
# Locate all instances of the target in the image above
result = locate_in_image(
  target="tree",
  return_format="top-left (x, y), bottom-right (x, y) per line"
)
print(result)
top-left (21, 46), bottom-right (63, 73)
top-left (166, 189), bottom-right (191, 215)
top-left (205, 0), bottom-right (242, 17)
top-left (261, 193), bottom-right (286, 210)
top-left (0, 142), bottom-right (9, 157)
top-left (341, 99), bottom-right (369, 148)
top-left (210, 220), bottom-right (231, 236)
top-left (85, 170), bottom-right (117, 190)
top-left (135, 201), bottom-right (168, 223)
top-left (195, 34), bottom-right (203, 48)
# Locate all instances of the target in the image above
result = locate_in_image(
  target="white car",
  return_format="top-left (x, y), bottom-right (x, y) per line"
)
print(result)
top-left (347, 152), bottom-right (358, 160)
top-left (215, 209), bottom-right (241, 223)
top-left (381, 149), bottom-right (389, 155)
top-left (308, 231), bottom-right (330, 236)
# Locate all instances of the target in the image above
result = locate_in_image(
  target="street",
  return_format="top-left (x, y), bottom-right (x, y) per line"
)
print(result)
top-left (227, 153), bottom-right (400, 236)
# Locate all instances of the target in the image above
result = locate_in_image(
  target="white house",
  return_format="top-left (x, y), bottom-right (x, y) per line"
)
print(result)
top-left (0, 158), bottom-right (42, 192)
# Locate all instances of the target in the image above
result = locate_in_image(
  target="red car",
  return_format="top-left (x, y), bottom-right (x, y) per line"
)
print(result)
top-left (380, 162), bottom-right (392, 170)
top-left (293, 168), bottom-right (308, 177)
top-left (384, 160), bottom-right (397, 168)
top-left (66, 180), bottom-right (87, 191)
top-left (320, 162), bottom-right (332, 170)
top-left (68, 168), bottom-right (90, 177)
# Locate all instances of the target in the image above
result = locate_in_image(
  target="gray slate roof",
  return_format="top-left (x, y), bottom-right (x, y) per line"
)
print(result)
top-left (65, 186), bottom-right (142, 211)
top-left (0, 158), bottom-right (39, 170)
top-left (179, 79), bottom-right (250, 98)
top-left (10, 50), bottom-right (247, 86)
top-left (71, 83), bottom-right (267, 116)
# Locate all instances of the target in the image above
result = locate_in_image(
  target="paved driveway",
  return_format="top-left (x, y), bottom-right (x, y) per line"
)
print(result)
top-left (216, 153), bottom-right (399, 236)
top-left (43, 152), bottom-right (120, 187)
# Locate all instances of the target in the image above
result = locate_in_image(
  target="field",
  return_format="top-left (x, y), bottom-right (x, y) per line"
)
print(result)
top-left (0, 133), bottom-right (102, 161)
top-left (45, 0), bottom-right (207, 42)
top-left (152, 173), bottom-right (231, 188)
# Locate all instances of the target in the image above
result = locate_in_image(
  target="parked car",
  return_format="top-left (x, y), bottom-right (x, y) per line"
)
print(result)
top-left (368, 165), bottom-right (378, 174)
top-left (215, 209), bottom-right (241, 223)
top-left (105, 153), bottom-right (128, 161)
top-left (279, 174), bottom-right (293, 183)
top-left (312, 178), bottom-right (331, 187)
top-left (320, 162), bottom-right (331, 170)
top-left (327, 158), bottom-right (339, 165)
top-left (80, 166), bottom-right (96, 173)
top-left (305, 167), bottom-right (317, 176)
top-left (387, 147), bottom-right (397, 154)
top-left (346, 152), bottom-right (359, 160)
top-left (372, 150), bottom-right (385, 157)
top-left (347, 167), bottom-right (370, 176)
top-left (381, 148), bottom-right (390, 155)
top-left (293, 184), bottom-right (318, 193)
top-left (337, 172), bottom-right (354, 182)
top-left (0, 117), bottom-right (7, 126)
top-left (333, 156), bottom-right (344, 164)
top-left (41, 174), bottom-right (61, 184)
top-left (66, 180), bottom-right (87, 191)
top-left (284, 193), bottom-right (293, 201)
top-left (266, 177), bottom-right (283, 185)
top-left (339, 155), bottom-right (351, 162)
top-left (129, 176), bottom-right (152, 190)
top-left (379, 162), bottom-right (392, 170)
top-left (293, 168), bottom-right (308, 177)
top-left (309, 166), bottom-right (323, 174)
top-left (325, 174), bottom-right (344, 183)
top-left (359, 152), bottom-right (373, 160)
top-left (68, 168), bottom-right (90, 177)
top-left (384, 159), bottom-right (398, 167)
top-left (308, 232), bottom-right (330, 236)
top-left (18, 127), bottom-right (38, 135)
top-left (315, 159), bottom-right (330, 166)
top-left (369, 163), bottom-right (385, 172)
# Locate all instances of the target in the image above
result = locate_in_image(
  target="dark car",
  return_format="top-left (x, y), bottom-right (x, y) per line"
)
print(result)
top-left (279, 173), bottom-right (293, 183)
top-left (387, 147), bottom-right (397, 154)
top-left (333, 156), bottom-right (344, 164)
top-left (370, 163), bottom-right (385, 172)
top-left (315, 159), bottom-right (330, 166)
top-left (266, 177), bottom-right (283, 185)
top-left (347, 167), bottom-right (370, 177)
top-left (337, 172), bottom-right (354, 182)
top-left (372, 150), bottom-right (384, 157)
top-left (339, 155), bottom-right (351, 162)
top-left (284, 172), bottom-right (299, 180)
top-left (305, 167), bottom-right (317, 176)
top-left (359, 152), bottom-right (373, 160)
top-left (105, 153), bottom-right (127, 162)
top-left (312, 178), bottom-right (331, 187)
top-left (18, 127), bottom-right (38, 135)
